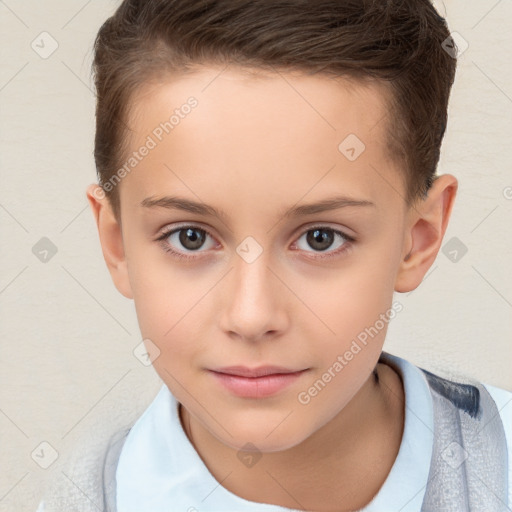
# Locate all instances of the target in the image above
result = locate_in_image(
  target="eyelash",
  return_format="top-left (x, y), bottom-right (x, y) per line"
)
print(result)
top-left (155, 224), bottom-right (355, 262)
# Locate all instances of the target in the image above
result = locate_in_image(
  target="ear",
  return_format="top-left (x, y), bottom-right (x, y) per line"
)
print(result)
top-left (86, 184), bottom-right (133, 299)
top-left (394, 174), bottom-right (458, 293)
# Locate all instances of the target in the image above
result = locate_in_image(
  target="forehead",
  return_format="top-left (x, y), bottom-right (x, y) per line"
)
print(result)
top-left (128, 66), bottom-right (391, 143)
top-left (120, 65), bottom-right (403, 217)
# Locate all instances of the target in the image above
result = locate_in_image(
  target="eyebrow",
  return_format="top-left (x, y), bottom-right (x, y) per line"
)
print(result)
top-left (140, 194), bottom-right (375, 220)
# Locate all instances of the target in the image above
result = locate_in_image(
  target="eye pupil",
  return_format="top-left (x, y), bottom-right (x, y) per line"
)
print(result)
top-left (307, 229), bottom-right (334, 251)
top-left (179, 228), bottom-right (206, 250)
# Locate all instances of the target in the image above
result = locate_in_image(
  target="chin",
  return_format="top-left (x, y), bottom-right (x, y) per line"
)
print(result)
top-left (212, 425), bottom-right (308, 454)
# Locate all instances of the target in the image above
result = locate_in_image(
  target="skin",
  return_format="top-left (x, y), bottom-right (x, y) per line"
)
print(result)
top-left (87, 65), bottom-right (457, 511)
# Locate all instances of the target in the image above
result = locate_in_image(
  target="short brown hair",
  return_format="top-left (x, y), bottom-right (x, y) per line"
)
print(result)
top-left (92, 0), bottom-right (457, 222)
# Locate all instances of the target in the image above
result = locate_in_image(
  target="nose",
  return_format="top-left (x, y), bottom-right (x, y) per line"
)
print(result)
top-left (219, 250), bottom-right (289, 343)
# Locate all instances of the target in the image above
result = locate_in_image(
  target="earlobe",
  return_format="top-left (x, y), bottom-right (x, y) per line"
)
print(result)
top-left (86, 184), bottom-right (134, 299)
top-left (394, 174), bottom-right (458, 293)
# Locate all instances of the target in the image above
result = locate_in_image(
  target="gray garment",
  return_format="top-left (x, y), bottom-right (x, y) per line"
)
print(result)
top-left (420, 369), bottom-right (508, 511)
top-left (41, 367), bottom-right (509, 512)
top-left (103, 427), bottom-right (130, 512)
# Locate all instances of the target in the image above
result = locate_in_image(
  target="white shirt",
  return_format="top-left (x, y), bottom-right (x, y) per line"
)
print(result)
top-left (37, 352), bottom-right (512, 511)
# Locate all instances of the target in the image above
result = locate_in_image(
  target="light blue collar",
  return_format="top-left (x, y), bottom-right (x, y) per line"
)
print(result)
top-left (116, 351), bottom-right (434, 511)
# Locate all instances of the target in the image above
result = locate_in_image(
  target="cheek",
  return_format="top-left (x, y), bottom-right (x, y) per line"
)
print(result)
top-left (317, 257), bottom-right (396, 341)
top-left (297, 264), bottom-right (395, 420)
top-left (133, 280), bottom-right (201, 389)
top-left (132, 277), bottom-right (200, 355)
top-left (127, 248), bottom-right (215, 378)
top-left (126, 246), bottom-right (191, 347)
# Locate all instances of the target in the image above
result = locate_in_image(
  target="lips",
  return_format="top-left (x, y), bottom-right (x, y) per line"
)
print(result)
top-left (208, 365), bottom-right (309, 398)
top-left (210, 365), bottom-right (305, 378)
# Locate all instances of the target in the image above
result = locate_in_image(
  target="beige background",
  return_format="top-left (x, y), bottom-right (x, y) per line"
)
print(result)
top-left (1, 1), bottom-right (511, 510)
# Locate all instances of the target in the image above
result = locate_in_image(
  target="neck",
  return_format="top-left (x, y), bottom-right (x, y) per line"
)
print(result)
top-left (179, 362), bottom-right (404, 512)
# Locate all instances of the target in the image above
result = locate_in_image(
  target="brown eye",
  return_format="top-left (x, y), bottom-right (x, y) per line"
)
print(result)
top-left (306, 228), bottom-right (335, 251)
top-left (157, 224), bottom-right (217, 259)
top-left (178, 227), bottom-right (207, 250)
top-left (293, 225), bottom-right (354, 260)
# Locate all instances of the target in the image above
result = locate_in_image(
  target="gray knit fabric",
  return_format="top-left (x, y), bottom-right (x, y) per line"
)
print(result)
top-left (41, 423), bottom-right (133, 512)
top-left (38, 373), bottom-right (161, 512)
top-left (420, 369), bottom-right (508, 511)
top-left (103, 427), bottom-right (130, 512)
top-left (38, 367), bottom-right (508, 512)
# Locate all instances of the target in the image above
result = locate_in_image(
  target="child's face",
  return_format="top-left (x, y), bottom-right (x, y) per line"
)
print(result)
top-left (95, 66), bottom-right (430, 451)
